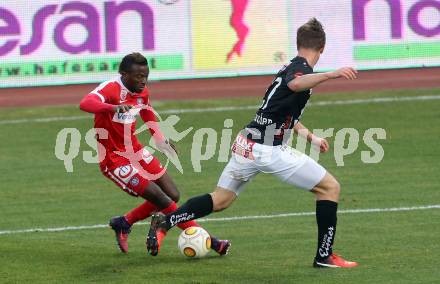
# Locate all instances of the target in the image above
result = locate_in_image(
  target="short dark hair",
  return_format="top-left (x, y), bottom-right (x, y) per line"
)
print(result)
top-left (296, 18), bottom-right (326, 51)
top-left (119, 52), bottom-right (148, 73)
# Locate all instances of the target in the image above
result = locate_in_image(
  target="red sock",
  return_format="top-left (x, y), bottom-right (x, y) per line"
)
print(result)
top-left (177, 220), bottom-right (200, 230)
top-left (124, 201), bottom-right (157, 225)
top-left (160, 202), bottom-right (200, 230)
top-left (160, 202), bottom-right (178, 214)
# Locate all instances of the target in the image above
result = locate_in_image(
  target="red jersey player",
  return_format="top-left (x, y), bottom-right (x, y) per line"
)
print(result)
top-left (79, 53), bottom-right (230, 255)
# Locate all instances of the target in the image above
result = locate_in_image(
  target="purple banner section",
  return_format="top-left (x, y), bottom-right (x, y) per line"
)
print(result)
top-left (352, 0), bottom-right (440, 40)
top-left (0, 7), bottom-right (20, 56)
top-left (105, 1), bottom-right (155, 52)
top-left (408, 0), bottom-right (440, 37)
top-left (0, 1), bottom-right (155, 57)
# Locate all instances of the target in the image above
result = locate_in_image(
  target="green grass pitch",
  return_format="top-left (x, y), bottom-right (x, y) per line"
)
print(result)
top-left (0, 88), bottom-right (439, 283)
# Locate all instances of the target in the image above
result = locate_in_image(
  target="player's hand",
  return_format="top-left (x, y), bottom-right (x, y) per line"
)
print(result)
top-left (311, 135), bottom-right (330, 153)
top-left (168, 141), bottom-right (178, 154)
top-left (156, 140), bottom-right (178, 157)
top-left (318, 138), bottom-right (330, 153)
top-left (327, 67), bottom-right (358, 80)
top-left (113, 105), bottom-right (132, 113)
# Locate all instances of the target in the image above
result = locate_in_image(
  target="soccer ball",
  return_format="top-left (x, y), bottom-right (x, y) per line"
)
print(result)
top-left (178, 227), bottom-right (211, 258)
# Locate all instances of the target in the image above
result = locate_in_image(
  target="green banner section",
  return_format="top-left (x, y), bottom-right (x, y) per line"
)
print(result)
top-left (354, 42), bottom-right (440, 61)
top-left (0, 54), bottom-right (183, 79)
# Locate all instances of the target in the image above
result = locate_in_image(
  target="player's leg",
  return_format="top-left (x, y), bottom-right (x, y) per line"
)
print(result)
top-left (118, 165), bottom-right (173, 228)
top-left (147, 187), bottom-right (237, 256)
top-left (164, 186), bottom-right (238, 221)
top-left (104, 162), bottom-right (173, 253)
top-left (152, 173), bottom-right (196, 231)
top-left (147, 155), bottom-right (257, 256)
top-left (154, 171), bottom-right (236, 214)
top-left (115, 170), bottom-right (232, 257)
top-left (150, 169), bottom-right (209, 242)
top-left (154, 171), bottom-right (217, 228)
top-left (311, 172), bottom-right (340, 201)
top-left (136, 156), bottom-right (229, 255)
top-left (211, 187), bottom-right (238, 211)
top-left (117, 166), bottom-right (179, 231)
top-left (208, 188), bottom-right (237, 254)
top-left (151, 172), bottom-right (217, 249)
top-left (123, 201), bottom-right (158, 226)
top-left (310, 172), bottom-right (339, 264)
top-left (311, 172), bottom-right (357, 268)
top-left (153, 172), bottom-right (201, 229)
top-left (118, 173), bottom-right (179, 231)
top-left (268, 146), bottom-right (357, 268)
top-left (151, 155), bottom-right (252, 231)
top-left (123, 156), bottom-right (223, 254)
top-left (110, 181), bottom-right (174, 254)
top-left (134, 177), bottom-right (183, 256)
top-left (117, 183), bottom-right (170, 227)
top-left (153, 171), bottom-right (180, 202)
top-left (152, 172), bottom-right (231, 254)
top-left (109, 199), bottom-right (158, 253)
top-left (140, 179), bottom-right (173, 209)
top-left (155, 186), bottom-right (238, 230)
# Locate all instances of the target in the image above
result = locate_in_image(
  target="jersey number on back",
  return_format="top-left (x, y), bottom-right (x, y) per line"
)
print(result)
top-left (260, 77), bottom-right (282, 110)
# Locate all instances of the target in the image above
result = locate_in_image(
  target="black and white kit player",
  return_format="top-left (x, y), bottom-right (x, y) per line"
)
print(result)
top-left (220, 56), bottom-right (324, 194)
top-left (147, 18), bottom-right (359, 268)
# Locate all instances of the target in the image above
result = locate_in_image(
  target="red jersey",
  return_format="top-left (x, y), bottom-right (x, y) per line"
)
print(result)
top-left (86, 77), bottom-right (161, 170)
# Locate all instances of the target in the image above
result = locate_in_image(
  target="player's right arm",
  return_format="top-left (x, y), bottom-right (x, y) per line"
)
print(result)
top-left (79, 82), bottom-right (131, 113)
top-left (288, 67), bottom-right (358, 92)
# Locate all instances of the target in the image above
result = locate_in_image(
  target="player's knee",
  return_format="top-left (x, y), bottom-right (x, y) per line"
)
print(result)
top-left (211, 190), bottom-right (236, 212)
top-left (169, 190), bottom-right (180, 203)
top-left (214, 199), bottom-right (231, 212)
top-left (326, 179), bottom-right (340, 199)
top-left (314, 175), bottom-right (341, 201)
top-left (141, 183), bottom-right (172, 209)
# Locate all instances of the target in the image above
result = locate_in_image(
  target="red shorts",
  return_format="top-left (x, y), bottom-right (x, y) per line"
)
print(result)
top-left (101, 148), bottom-right (164, 197)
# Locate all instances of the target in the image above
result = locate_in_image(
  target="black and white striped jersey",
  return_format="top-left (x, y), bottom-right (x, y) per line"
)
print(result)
top-left (245, 56), bottom-right (313, 146)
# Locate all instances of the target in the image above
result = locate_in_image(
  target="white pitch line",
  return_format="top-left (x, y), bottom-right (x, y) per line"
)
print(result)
top-left (0, 204), bottom-right (438, 236)
top-left (0, 94), bottom-right (439, 125)
top-left (0, 115), bottom-right (90, 125)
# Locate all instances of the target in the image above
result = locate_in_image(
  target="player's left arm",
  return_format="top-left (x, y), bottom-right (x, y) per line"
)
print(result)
top-left (293, 122), bottom-right (329, 153)
top-left (139, 106), bottom-right (178, 154)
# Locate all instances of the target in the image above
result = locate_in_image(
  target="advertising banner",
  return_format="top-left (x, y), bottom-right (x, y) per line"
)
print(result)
top-left (0, 0), bottom-right (189, 87)
top-left (0, 0), bottom-right (438, 87)
top-left (290, 0), bottom-right (440, 70)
